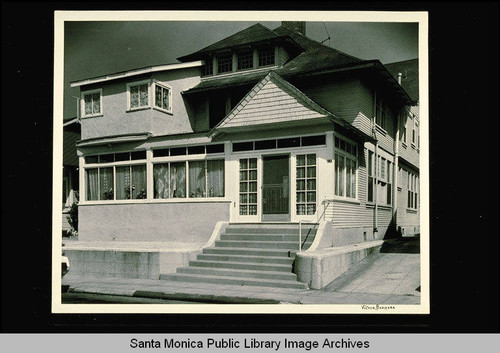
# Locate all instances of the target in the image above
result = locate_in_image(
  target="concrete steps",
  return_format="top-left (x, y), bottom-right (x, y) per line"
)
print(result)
top-left (162, 223), bottom-right (316, 289)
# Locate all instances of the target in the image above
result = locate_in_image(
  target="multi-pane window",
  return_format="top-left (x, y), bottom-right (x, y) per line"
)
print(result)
top-left (82, 90), bottom-right (101, 117)
top-left (367, 151), bottom-right (392, 205)
top-left (128, 82), bottom-right (149, 109)
top-left (258, 48), bottom-right (275, 67)
top-left (237, 51), bottom-right (253, 70)
top-left (153, 159), bottom-right (225, 199)
top-left (239, 158), bottom-right (258, 215)
top-left (202, 61), bottom-right (213, 76)
top-left (375, 97), bottom-right (389, 130)
top-left (334, 137), bottom-right (357, 199)
top-left (154, 83), bottom-right (171, 112)
top-left (408, 172), bottom-right (418, 209)
top-left (85, 152), bottom-right (147, 201)
top-left (296, 154), bottom-right (316, 215)
top-left (217, 55), bottom-right (233, 74)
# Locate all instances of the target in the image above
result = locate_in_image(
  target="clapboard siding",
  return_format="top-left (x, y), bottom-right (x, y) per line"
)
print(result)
top-left (352, 82), bottom-right (375, 136)
top-left (301, 78), bottom-right (364, 124)
top-left (278, 46), bottom-right (290, 66)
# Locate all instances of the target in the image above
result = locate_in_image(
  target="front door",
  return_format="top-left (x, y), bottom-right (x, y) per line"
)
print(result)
top-left (262, 155), bottom-right (290, 221)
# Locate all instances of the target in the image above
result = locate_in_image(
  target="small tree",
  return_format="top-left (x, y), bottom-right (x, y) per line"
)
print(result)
top-left (67, 203), bottom-right (78, 236)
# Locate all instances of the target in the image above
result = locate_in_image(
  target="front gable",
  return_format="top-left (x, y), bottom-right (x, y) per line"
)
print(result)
top-left (212, 72), bottom-right (333, 134)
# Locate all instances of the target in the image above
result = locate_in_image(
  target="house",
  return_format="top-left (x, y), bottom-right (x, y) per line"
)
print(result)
top-left (62, 117), bottom-right (80, 231)
top-left (65, 22), bottom-right (420, 289)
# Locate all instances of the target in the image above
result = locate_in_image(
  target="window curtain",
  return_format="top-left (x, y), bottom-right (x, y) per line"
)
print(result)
top-left (139, 84), bottom-right (148, 106)
top-left (132, 165), bottom-right (147, 199)
top-left (86, 169), bottom-right (98, 201)
top-left (170, 162), bottom-right (186, 198)
top-left (189, 161), bottom-right (206, 197)
top-left (99, 167), bottom-right (114, 200)
top-left (207, 159), bottom-right (225, 197)
top-left (154, 163), bottom-right (169, 199)
top-left (116, 166), bottom-right (130, 200)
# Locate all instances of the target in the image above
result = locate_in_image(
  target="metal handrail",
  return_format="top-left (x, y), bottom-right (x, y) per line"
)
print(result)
top-left (298, 199), bottom-right (333, 252)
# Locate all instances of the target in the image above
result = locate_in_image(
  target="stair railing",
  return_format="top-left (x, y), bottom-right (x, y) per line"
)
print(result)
top-left (298, 199), bottom-right (333, 252)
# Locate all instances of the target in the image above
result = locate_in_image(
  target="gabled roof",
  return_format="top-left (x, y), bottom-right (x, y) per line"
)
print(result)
top-left (384, 58), bottom-right (419, 102)
top-left (211, 72), bottom-right (372, 141)
top-left (177, 24), bottom-right (283, 61)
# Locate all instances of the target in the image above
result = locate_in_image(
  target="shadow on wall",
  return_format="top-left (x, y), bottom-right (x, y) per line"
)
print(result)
top-left (380, 215), bottom-right (420, 254)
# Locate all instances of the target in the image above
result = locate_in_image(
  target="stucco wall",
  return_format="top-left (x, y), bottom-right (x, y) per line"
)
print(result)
top-left (80, 67), bottom-right (201, 140)
top-left (78, 202), bottom-right (230, 242)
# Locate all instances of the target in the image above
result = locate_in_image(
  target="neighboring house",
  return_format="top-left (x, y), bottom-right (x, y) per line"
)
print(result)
top-left (62, 117), bottom-right (80, 231)
top-left (67, 22), bottom-right (420, 287)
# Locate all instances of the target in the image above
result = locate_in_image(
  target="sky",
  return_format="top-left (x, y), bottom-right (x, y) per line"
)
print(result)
top-left (63, 19), bottom-right (418, 120)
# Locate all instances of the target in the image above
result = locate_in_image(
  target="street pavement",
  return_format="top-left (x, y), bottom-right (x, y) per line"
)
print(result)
top-left (61, 237), bottom-right (421, 305)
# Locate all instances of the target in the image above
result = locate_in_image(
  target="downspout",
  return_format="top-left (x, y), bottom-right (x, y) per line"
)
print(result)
top-left (373, 90), bottom-right (379, 239)
top-left (393, 73), bottom-right (402, 228)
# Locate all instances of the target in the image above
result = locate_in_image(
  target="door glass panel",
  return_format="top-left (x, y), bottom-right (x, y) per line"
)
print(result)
top-left (263, 155), bottom-right (289, 215)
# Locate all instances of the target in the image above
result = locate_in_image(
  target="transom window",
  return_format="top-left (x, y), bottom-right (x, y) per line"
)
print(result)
top-left (258, 48), bottom-right (275, 67)
top-left (81, 89), bottom-right (102, 117)
top-left (154, 83), bottom-right (171, 112)
top-left (233, 135), bottom-right (326, 152)
top-left (128, 81), bottom-right (149, 110)
top-left (217, 55), bottom-right (233, 74)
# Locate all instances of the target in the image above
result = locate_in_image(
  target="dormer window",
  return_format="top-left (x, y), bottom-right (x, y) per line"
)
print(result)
top-left (127, 80), bottom-right (150, 110)
top-left (258, 48), bottom-right (275, 67)
top-left (81, 89), bottom-right (102, 118)
top-left (237, 51), bottom-right (253, 70)
top-left (202, 60), bottom-right (213, 76)
top-left (154, 82), bottom-right (172, 113)
top-left (217, 55), bottom-right (233, 74)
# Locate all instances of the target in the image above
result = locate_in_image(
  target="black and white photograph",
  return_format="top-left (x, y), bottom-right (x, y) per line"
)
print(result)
top-left (54, 11), bottom-right (428, 313)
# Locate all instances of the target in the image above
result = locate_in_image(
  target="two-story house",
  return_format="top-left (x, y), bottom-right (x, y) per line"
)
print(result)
top-left (66, 22), bottom-right (419, 289)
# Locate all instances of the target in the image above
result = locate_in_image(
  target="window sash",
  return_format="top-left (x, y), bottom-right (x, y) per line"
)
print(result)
top-left (129, 83), bottom-right (149, 109)
top-left (154, 84), bottom-right (171, 111)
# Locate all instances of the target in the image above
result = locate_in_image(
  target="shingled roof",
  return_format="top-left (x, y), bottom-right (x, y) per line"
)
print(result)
top-left (384, 58), bottom-right (419, 102)
top-left (177, 24), bottom-right (282, 61)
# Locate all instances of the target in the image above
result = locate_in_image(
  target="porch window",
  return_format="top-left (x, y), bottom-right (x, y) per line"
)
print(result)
top-left (334, 137), bottom-right (357, 199)
top-left (81, 89), bottom-right (102, 117)
top-left (296, 154), bottom-right (316, 215)
top-left (116, 165), bottom-right (147, 200)
top-left (239, 158), bottom-right (258, 215)
top-left (128, 81), bottom-right (149, 110)
top-left (153, 162), bottom-right (186, 199)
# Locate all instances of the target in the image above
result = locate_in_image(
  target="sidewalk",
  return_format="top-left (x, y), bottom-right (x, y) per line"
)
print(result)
top-left (62, 242), bottom-right (421, 305)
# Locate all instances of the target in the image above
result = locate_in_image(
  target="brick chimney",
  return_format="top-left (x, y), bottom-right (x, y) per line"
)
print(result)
top-left (281, 21), bottom-right (306, 36)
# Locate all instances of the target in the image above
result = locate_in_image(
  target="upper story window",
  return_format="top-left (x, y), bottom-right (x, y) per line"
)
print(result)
top-left (154, 82), bottom-right (172, 113)
top-left (81, 89), bottom-right (102, 118)
top-left (217, 55), bottom-right (233, 74)
top-left (237, 51), bottom-right (253, 70)
top-left (127, 80), bottom-right (150, 110)
top-left (258, 48), bottom-right (275, 67)
top-left (202, 60), bottom-right (213, 76)
top-left (375, 96), bottom-right (389, 131)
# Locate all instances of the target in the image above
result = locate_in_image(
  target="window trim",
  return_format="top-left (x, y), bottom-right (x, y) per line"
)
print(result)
top-left (152, 80), bottom-right (173, 114)
top-left (126, 79), bottom-right (151, 111)
top-left (81, 88), bottom-right (103, 118)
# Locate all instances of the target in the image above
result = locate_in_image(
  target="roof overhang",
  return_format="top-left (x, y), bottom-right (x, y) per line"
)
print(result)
top-left (70, 61), bottom-right (204, 88)
top-left (76, 132), bottom-right (151, 147)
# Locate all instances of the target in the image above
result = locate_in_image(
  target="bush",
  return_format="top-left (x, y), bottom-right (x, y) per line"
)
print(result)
top-left (67, 203), bottom-right (78, 235)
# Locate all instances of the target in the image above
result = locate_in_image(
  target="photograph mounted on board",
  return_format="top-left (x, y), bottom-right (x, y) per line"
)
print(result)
top-left (53, 11), bottom-right (428, 314)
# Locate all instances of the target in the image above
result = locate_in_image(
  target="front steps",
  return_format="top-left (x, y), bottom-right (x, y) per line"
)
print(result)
top-left (161, 223), bottom-right (317, 289)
